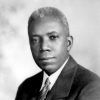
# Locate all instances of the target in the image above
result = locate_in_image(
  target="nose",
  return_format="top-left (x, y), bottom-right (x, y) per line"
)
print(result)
top-left (40, 38), bottom-right (50, 52)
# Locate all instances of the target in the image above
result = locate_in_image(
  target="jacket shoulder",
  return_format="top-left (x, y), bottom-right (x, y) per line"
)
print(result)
top-left (68, 61), bottom-right (100, 100)
top-left (68, 56), bottom-right (100, 86)
top-left (19, 71), bottom-right (43, 91)
top-left (75, 65), bottom-right (100, 85)
top-left (70, 63), bottom-right (100, 95)
top-left (15, 71), bottom-right (43, 100)
top-left (75, 65), bottom-right (100, 100)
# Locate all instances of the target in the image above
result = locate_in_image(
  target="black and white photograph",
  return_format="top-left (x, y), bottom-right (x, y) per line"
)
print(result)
top-left (0, 0), bottom-right (100, 100)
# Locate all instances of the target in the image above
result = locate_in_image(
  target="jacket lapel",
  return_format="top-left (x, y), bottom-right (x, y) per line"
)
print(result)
top-left (47, 56), bottom-right (78, 99)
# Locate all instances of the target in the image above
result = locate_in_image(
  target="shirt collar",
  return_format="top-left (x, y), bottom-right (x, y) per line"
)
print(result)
top-left (41, 57), bottom-right (69, 90)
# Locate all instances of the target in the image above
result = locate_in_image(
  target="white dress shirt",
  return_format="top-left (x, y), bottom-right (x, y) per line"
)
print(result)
top-left (40, 57), bottom-right (69, 90)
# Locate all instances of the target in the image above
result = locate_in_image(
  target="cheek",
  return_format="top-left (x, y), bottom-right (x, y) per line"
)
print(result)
top-left (31, 45), bottom-right (40, 57)
top-left (54, 40), bottom-right (67, 56)
top-left (54, 42), bottom-right (63, 53)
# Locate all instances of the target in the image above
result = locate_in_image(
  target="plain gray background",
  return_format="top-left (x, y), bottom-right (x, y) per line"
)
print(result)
top-left (0, 0), bottom-right (100, 100)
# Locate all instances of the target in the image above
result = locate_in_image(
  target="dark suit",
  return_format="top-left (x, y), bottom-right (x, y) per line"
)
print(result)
top-left (15, 56), bottom-right (100, 100)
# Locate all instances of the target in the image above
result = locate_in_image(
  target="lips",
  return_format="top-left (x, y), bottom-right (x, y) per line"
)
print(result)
top-left (39, 57), bottom-right (53, 60)
top-left (38, 57), bottom-right (55, 62)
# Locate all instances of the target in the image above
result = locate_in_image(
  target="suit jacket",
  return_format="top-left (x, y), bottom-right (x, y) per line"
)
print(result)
top-left (15, 56), bottom-right (100, 100)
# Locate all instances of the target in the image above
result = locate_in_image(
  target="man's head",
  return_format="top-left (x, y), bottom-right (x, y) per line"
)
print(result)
top-left (28, 7), bottom-right (73, 75)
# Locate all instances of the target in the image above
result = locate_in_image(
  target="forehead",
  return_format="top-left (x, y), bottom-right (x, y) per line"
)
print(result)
top-left (29, 16), bottom-right (68, 35)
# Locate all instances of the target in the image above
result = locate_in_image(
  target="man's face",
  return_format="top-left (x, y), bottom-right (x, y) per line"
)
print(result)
top-left (28, 17), bottom-right (72, 75)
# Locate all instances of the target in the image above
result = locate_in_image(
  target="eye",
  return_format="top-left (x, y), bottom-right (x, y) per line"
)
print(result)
top-left (31, 37), bottom-right (39, 44)
top-left (49, 35), bottom-right (59, 40)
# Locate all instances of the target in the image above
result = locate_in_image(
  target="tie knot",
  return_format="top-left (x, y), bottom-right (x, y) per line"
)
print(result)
top-left (38, 78), bottom-right (50, 100)
top-left (45, 78), bottom-right (50, 87)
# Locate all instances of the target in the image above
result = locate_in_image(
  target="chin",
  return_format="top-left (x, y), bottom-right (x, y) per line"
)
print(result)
top-left (43, 65), bottom-right (57, 75)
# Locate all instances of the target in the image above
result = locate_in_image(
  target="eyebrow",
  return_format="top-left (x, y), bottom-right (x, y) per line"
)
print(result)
top-left (31, 34), bottom-right (39, 37)
top-left (47, 31), bottom-right (58, 35)
top-left (30, 31), bottom-right (59, 38)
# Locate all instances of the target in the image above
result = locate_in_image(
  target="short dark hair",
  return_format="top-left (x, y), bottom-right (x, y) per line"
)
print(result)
top-left (28, 7), bottom-right (69, 36)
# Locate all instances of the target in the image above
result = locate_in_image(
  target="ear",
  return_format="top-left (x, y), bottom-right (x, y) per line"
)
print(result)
top-left (66, 36), bottom-right (73, 52)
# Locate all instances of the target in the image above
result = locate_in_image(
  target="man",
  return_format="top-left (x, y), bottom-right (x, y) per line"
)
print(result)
top-left (15, 7), bottom-right (100, 100)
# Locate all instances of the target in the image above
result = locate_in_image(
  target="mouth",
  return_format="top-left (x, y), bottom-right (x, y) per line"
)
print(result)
top-left (39, 57), bottom-right (55, 62)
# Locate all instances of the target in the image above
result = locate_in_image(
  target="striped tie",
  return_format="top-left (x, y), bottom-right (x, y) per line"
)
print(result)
top-left (38, 78), bottom-right (50, 100)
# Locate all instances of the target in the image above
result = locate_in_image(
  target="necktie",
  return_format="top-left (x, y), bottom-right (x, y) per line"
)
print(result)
top-left (38, 78), bottom-right (50, 100)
